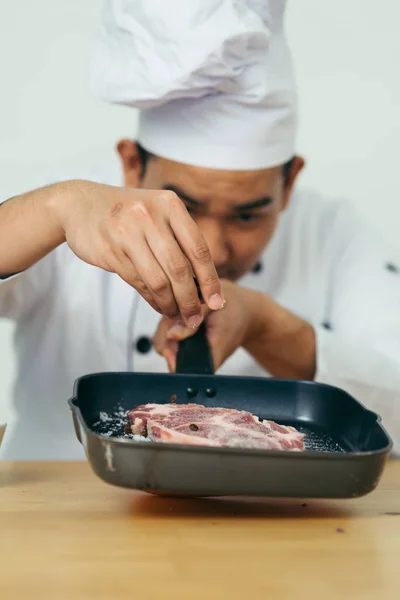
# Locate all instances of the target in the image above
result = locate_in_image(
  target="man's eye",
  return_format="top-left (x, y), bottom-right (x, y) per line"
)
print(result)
top-left (235, 213), bottom-right (260, 222)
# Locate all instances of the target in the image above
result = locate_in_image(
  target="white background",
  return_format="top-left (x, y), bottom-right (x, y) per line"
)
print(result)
top-left (0, 0), bottom-right (399, 420)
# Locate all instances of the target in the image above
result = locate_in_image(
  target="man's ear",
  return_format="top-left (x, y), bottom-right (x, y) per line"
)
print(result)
top-left (282, 155), bottom-right (305, 210)
top-left (116, 139), bottom-right (143, 187)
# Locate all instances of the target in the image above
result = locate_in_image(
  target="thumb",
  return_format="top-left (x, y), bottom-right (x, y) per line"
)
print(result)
top-left (163, 340), bottom-right (178, 372)
top-left (206, 321), bottom-right (225, 370)
top-left (166, 322), bottom-right (198, 342)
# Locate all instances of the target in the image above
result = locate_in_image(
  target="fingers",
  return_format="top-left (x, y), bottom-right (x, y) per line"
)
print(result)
top-left (118, 197), bottom-right (203, 325)
top-left (102, 188), bottom-right (224, 323)
top-left (168, 198), bottom-right (225, 311)
top-left (106, 250), bottom-right (163, 314)
top-left (123, 235), bottom-right (182, 319)
top-left (163, 342), bottom-right (178, 373)
top-left (143, 217), bottom-right (204, 327)
top-left (152, 318), bottom-right (171, 355)
top-left (164, 317), bottom-right (224, 370)
top-left (152, 318), bottom-right (179, 372)
top-left (166, 322), bottom-right (199, 342)
top-left (206, 325), bottom-right (225, 370)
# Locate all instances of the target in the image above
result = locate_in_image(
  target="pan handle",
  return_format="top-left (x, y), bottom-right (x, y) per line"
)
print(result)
top-left (175, 322), bottom-right (214, 375)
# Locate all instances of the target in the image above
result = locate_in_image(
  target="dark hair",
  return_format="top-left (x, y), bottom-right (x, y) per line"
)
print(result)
top-left (136, 142), bottom-right (154, 176)
top-left (282, 156), bottom-right (295, 187)
top-left (136, 142), bottom-right (294, 186)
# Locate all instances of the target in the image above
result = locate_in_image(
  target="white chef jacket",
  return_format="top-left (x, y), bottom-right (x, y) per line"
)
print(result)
top-left (1, 159), bottom-right (400, 459)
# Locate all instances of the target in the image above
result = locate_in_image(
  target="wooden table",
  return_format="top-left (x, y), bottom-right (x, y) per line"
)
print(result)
top-left (0, 461), bottom-right (399, 599)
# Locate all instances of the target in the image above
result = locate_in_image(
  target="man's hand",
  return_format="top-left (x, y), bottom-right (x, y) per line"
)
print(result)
top-left (57, 181), bottom-right (225, 325)
top-left (153, 280), bottom-right (250, 371)
top-left (153, 280), bottom-right (316, 379)
top-left (0, 180), bottom-right (224, 326)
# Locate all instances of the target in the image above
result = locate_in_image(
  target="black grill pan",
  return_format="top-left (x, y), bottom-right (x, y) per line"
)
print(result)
top-left (68, 324), bottom-right (392, 498)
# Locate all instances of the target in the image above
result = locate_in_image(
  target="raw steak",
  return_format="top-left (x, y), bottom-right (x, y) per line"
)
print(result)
top-left (128, 403), bottom-right (305, 451)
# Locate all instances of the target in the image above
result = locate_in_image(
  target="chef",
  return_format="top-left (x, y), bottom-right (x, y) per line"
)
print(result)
top-left (1, 0), bottom-right (399, 459)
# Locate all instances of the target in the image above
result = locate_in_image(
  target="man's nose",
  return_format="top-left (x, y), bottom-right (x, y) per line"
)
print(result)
top-left (198, 217), bottom-right (229, 268)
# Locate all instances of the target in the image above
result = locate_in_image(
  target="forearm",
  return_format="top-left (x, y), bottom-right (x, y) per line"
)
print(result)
top-left (243, 291), bottom-right (316, 380)
top-left (0, 181), bottom-right (71, 277)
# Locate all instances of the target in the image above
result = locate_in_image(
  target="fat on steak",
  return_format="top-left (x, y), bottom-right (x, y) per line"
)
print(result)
top-left (128, 403), bottom-right (305, 451)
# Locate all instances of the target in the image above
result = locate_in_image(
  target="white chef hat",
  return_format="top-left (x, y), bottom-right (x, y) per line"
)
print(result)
top-left (90, 0), bottom-right (297, 170)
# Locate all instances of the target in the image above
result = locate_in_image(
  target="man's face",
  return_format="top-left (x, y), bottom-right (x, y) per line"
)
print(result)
top-left (118, 140), bottom-right (304, 281)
